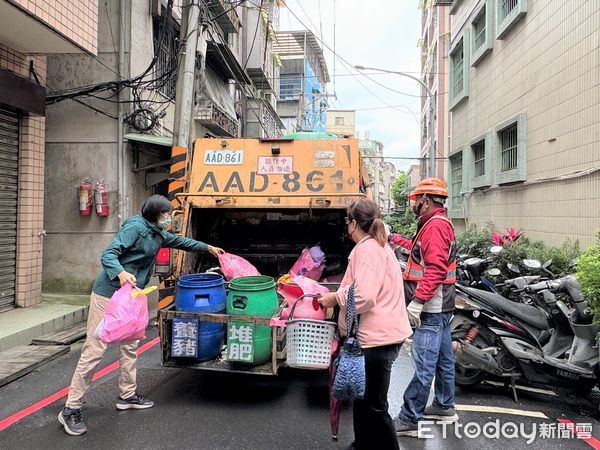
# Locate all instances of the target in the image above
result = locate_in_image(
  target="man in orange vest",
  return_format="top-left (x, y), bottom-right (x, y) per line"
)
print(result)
top-left (389, 178), bottom-right (459, 437)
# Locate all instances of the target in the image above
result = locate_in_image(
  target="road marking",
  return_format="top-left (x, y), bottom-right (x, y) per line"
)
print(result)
top-left (484, 380), bottom-right (558, 397)
top-left (557, 418), bottom-right (600, 450)
top-left (0, 336), bottom-right (160, 431)
top-left (456, 404), bottom-right (548, 419)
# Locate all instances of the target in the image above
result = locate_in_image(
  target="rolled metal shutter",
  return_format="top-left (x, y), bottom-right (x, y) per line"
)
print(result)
top-left (0, 108), bottom-right (19, 312)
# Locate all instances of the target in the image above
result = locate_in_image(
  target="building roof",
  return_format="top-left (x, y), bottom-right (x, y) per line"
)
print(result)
top-left (274, 30), bottom-right (330, 83)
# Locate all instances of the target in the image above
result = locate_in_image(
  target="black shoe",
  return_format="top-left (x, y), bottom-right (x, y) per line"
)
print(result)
top-left (394, 416), bottom-right (420, 438)
top-left (116, 393), bottom-right (155, 410)
top-left (58, 407), bottom-right (87, 436)
top-left (422, 403), bottom-right (459, 422)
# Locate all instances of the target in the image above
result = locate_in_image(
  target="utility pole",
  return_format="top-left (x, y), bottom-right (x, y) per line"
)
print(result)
top-left (173, 0), bottom-right (202, 149)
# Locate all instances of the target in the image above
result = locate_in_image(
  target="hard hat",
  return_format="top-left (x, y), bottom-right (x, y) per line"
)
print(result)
top-left (408, 177), bottom-right (449, 200)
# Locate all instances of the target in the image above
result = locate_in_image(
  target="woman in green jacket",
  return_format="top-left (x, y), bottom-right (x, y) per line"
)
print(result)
top-left (59, 195), bottom-right (224, 436)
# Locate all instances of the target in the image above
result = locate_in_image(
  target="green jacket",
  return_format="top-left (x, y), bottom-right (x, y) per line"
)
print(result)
top-left (92, 215), bottom-right (209, 298)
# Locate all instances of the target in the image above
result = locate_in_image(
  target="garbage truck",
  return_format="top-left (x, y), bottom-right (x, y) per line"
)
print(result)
top-left (157, 135), bottom-right (371, 375)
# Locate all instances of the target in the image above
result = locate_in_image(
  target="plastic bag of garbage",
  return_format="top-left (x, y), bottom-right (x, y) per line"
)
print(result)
top-left (218, 252), bottom-right (260, 280)
top-left (290, 246), bottom-right (326, 281)
top-left (279, 273), bottom-right (329, 320)
top-left (95, 284), bottom-right (149, 343)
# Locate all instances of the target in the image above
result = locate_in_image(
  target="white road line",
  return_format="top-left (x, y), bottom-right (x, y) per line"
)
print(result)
top-left (456, 404), bottom-right (549, 419)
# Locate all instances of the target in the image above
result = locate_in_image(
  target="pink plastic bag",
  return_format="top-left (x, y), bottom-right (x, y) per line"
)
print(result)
top-left (289, 246), bottom-right (326, 281)
top-left (218, 252), bottom-right (260, 280)
top-left (279, 273), bottom-right (329, 320)
top-left (95, 284), bottom-right (148, 344)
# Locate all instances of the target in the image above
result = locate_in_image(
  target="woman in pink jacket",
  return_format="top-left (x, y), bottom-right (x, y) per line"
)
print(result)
top-left (320, 199), bottom-right (412, 450)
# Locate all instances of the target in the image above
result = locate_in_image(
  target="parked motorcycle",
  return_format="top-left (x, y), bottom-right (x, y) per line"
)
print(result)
top-left (452, 275), bottom-right (599, 399)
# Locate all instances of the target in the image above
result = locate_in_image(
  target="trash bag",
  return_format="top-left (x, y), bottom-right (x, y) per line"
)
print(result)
top-left (95, 284), bottom-right (149, 344)
top-left (279, 273), bottom-right (329, 320)
top-left (218, 252), bottom-right (260, 280)
top-left (290, 246), bottom-right (326, 281)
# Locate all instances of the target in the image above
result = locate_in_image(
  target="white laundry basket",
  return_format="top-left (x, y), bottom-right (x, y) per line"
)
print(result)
top-left (286, 318), bottom-right (337, 369)
top-left (284, 294), bottom-right (337, 370)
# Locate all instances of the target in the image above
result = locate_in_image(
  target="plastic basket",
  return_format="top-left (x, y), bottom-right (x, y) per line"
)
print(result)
top-left (285, 295), bottom-right (337, 370)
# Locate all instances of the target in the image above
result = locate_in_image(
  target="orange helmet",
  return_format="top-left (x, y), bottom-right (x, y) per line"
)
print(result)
top-left (408, 177), bottom-right (449, 200)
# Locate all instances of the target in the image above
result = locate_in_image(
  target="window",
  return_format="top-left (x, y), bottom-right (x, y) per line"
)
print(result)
top-left (473, 9), bottom-right (486, 51)
top-left (153, 15), bottom-right (179, 99)
top-left (471, 1), bottom-right (493, 66)
top-left (449, 30), bottom-right (470, 110)
top-left (500, 0), bottom-right (519, 21)
top-left (496, 0), bottom-right (527, 39)
top-left (335, 116), bottom-right (344, 126)
top-left (473, 140), bottom-right (486, 177)
top-left (452, 42), bottom-right (464, 95)
top-left (494, 113), bottom-right (527, 184)
top-left (448, 151), bottom-right (465, 217)
top-left (279, 74), bottom-right (302, 100)
top-left (469, 133), bottom-right (492, 188)
top-left (500, 124), bottom-right (518, 172)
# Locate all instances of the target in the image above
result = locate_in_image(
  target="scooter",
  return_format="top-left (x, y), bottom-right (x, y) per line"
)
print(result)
top-left (452, 276), bottom-right (599, 400)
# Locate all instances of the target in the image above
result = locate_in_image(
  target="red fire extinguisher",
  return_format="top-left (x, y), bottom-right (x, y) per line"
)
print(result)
top-left (78, 180), bottom-right (93, 216)
top-left (94, 180), bottom-right (109, 217)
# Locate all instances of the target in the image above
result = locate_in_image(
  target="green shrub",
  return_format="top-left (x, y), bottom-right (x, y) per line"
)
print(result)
top-left (455, 223), bottom-right (580, 278)
top-left (456, 222), bottom-right (495, 257)
top-left (385, 210), bottom-right (417, 237)
top-left (576, 231), bottom-right (600, 322)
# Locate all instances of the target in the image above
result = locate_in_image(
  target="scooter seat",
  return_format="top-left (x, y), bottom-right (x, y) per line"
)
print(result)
top-left (462, 287), bottom-right (549, 330)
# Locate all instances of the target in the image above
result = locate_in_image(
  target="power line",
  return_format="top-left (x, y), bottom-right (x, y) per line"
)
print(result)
top-left (280, 0), bottom-right (447, 100)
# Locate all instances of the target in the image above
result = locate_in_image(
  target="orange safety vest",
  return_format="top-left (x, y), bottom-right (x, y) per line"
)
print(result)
top-left (403, 215), bottom-right (457, 284)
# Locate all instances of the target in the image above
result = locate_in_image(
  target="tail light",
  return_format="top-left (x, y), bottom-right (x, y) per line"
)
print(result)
top-left (155, 248), bottom-right (171, 275)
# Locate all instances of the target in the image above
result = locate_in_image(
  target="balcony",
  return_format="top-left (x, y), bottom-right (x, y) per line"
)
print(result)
top-left (0, 1), bottom-right (88, 53)
top-left (244, 7), bottom-right (274, 91)
top-left (208, 0), bottom-right (241, 34)
top-left (195, 100), bottom-right (239, 137)
top-left (246, 98), bottom-right (284, 138)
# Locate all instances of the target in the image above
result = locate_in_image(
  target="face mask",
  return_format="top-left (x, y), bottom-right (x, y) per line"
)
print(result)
top-left (158, 214), bottom-right (172, 229)
top-left (413, 200), bottom-right (424, 217)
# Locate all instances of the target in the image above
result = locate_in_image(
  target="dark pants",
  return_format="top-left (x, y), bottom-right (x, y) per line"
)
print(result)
top-left (399, 312), bottom-right (455, 424)
top-left (353, 343), bottom-right (401, 450)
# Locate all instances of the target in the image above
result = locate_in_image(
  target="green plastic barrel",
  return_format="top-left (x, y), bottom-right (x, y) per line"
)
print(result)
top-left (227, 276), bottom-right (278, 365)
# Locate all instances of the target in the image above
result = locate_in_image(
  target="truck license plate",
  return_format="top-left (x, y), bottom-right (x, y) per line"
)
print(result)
top-left (204, 150), bottom-right (244, 165)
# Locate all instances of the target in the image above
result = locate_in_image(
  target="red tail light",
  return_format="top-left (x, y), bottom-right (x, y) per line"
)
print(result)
top-left (156, 248), bottom-right (170, 265)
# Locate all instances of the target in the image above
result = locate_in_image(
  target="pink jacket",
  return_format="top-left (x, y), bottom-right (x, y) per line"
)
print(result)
top-left (335, 236), bottom-right (413, 348)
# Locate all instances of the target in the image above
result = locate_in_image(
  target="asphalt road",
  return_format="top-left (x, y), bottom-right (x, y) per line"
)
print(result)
top-left (1, 327), bottom-right (599, 449)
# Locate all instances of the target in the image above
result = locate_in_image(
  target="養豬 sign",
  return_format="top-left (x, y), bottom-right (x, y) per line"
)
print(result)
top-left (171, 317), bottom-right (198, 358)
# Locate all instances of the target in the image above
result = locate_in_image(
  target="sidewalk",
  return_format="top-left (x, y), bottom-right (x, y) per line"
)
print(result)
top-left (0, 294), bottom-right (89, 352)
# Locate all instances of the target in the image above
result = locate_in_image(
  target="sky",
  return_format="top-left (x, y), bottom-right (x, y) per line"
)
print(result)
top-left (279, 0), bottom-right (422, 171)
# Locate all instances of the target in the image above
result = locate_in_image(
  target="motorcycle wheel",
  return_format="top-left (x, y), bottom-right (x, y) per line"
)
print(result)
top-left (452, 327), bottom-right (491, 387)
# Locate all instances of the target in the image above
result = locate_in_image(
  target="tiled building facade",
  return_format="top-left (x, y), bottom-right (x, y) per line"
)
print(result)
top-left (0, 1), bottom-right (98, 311)
top-left (448, 0), bottom-right (600, 246)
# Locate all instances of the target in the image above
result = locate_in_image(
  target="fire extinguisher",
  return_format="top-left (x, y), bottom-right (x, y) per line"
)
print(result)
top-left (78, 180), bottom-right (93, 216)
top-left (94, 180), bottom-right (109, 217)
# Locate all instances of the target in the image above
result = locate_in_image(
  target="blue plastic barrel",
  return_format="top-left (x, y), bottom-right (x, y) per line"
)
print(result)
top-left (175, 273), bottom-right (226, 361)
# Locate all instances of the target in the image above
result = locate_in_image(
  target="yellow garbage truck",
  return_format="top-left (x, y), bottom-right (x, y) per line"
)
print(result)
top-left (157, 136), bottom-right (370, 375)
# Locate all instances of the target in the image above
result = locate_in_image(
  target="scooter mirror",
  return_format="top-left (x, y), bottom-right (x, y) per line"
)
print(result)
top-left (487, 268), bottom-right (501, 276)
top-left (543, 259), bottom-right (553, 269)
top-left (490, 246), bottom-right (503, 254)
top-left (507, 263), bottom-right (521, 274)
top-left (523, 259), bottom-right (542, 269)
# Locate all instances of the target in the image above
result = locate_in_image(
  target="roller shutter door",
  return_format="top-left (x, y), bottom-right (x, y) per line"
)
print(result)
top-left (0, 108), bottom-right (19, 312)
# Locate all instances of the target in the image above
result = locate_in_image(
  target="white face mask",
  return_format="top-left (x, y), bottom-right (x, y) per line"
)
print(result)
top-left (158, 214), bottom-right (172, 229)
